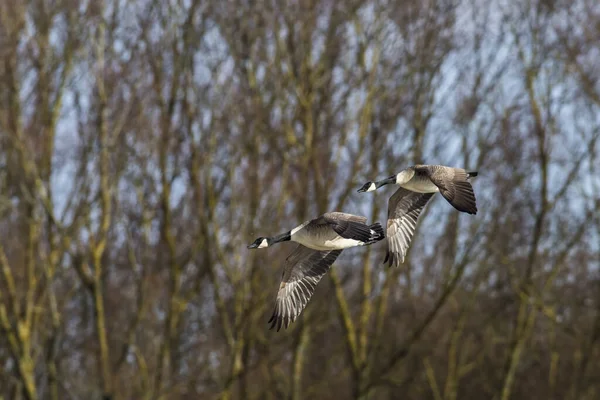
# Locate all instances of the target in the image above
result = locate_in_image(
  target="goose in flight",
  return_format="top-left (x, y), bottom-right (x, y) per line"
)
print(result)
top-left (247, 212), bottom-right (385, 331)
top-left (357, 165), bottom-right (478, 267)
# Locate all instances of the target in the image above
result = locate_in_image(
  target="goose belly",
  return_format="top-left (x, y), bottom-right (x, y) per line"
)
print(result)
top-left (401, 177), bottom-right (439, 193)
top-left (292, 229), bottom-right (363, 250)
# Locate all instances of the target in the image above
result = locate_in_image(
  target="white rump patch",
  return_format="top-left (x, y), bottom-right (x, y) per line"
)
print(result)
top-left (258, 239), bottom-right (269, 248)
top-left (330, 238), bottom-right (364, 248)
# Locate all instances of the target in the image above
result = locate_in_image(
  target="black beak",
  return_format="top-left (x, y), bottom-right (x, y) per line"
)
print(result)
top-left (357, 182), bottom-right (373, 193)
top-left (247, 243), bottom-right (259, 249)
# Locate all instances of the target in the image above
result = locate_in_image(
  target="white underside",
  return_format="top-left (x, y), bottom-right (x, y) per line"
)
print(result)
top-left (401, 179), bottom-right (439, 193)
top-left (291, 229), bottom-right (364, 250)
top-left (294, 236), bottom-right (364, 251)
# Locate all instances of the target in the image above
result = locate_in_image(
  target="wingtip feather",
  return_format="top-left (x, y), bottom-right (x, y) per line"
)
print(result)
top-left (383, 251), bottom-right (403, 268)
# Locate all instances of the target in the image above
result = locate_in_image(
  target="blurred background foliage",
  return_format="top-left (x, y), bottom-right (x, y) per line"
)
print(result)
top-left (0, 0), bottom-right (599, 399)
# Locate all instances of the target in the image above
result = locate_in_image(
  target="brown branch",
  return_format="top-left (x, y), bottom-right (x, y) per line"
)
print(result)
top-left (365, 232), bottom-right (482, 394)
top-left (88, 18), bottom-right (114, 400)
top-left (329, 269), bottom-right (360, 371)
top-left (500, 21), bottom-right (551, 399)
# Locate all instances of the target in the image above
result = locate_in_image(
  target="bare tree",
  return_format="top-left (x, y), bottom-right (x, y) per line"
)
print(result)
top-left (0, 0), bottom-right (599, 399)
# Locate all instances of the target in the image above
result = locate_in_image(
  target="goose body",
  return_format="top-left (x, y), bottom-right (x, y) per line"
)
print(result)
top-left (291, 227), bottom-right (366, 250)
top-left (400, 173), bottom-right (440, 193)
top-left (248, 212), bottom-right (385, 251)
top-left (289, 213), bottom-right (382, 250)
top-left (358, 165), bottom-right (478, 267)
top-left (247, 212), bottom-right (385, 331)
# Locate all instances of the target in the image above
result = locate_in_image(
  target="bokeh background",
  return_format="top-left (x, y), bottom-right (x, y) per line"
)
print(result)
top-left (1, 0), bottom-right (599, 399)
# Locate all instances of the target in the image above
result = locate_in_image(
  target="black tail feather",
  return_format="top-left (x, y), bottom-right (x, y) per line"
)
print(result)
top-left (365, 223), bottom-right (385, 244)
top-left (332, 221), bottom-right (385, 244)
top-left (467, 171), bottom-right (478, 178)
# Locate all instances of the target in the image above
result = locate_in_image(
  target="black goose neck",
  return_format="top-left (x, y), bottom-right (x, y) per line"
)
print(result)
top-left (272, 231), bottom-right (291, 243)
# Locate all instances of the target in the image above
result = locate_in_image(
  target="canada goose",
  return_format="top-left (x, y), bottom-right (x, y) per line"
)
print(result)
top-left (357, 165), bottom-right (478, 267)
top-left (247, 212), bottom-right (385, 251)
top-left (247, 212), bottom-right (385, 330)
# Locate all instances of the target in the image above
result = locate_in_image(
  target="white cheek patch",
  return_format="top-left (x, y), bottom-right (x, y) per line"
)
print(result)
top-left (366, 182), bottom-right (377, 192)
top-left (258, 239), bottom-right (269, 248)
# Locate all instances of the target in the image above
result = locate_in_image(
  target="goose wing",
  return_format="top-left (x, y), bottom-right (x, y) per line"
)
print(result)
top-left (415, 166), bottom-right (478, 214)
top-left (316, 213), bottom-right (383, 243)
top-left (321, 212), bottom-right (367, 224)
top-left (269, 245), bottom-right (342, 331)
top-left (384, 188), bottom-right (435, 267)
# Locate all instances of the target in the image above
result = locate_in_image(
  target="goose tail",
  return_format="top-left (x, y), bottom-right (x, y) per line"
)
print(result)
top-left (467, 171), bottom-right (478, 179)
top-left (364, 223), bottom-right (385, 245)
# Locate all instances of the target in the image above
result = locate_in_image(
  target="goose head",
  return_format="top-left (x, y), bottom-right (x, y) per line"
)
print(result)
top-left (357, 175), bottom-right (397, 192)
top-left (247, 237), bottom-right (271, 249)
top-left (357, 181), bottom-right (377, 193)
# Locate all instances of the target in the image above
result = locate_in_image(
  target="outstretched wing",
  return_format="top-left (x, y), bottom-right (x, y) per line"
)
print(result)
top-left (269, 245), bottom-right (343, 331)
top-left (384, 188), bottom-right (435, 267)
top-left (415, 166), bottom-right (477, 214)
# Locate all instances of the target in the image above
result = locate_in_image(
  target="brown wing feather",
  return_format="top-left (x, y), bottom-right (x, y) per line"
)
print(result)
top-left (418, 166), bottom-right (478, 215)
top-left (320, 213), bottom-right (384, 243)
top-left (321, 212), bottom-right (367, 224)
